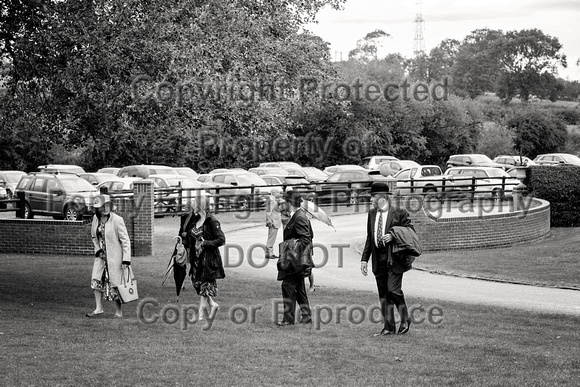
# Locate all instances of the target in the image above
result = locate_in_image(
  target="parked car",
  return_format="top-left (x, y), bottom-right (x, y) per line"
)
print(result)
top-left (506, 167), bottom-right (528, 183)
top-left (197, 174), bottom-right (213, 184)
top-left (493, 155), bottom-right (536, 168)
top-left (533, 153), bottom-right (580, 166)
top-left (248, 167), bottom-right (289, 176)
top-left (378, 160), bottom-right (420, 176)
top-left (444, 167), bottom-right (521, 199)
top-left (38, 164), bottom-right (85, 174)
top-left (445, 154), bottom-right (505, 170)
top-left (15, 173), bottom-right (98, 220)
top-left (285, 167), bottom-right (328, 183)
top-left (96, 177), bottom-right (142, 196)
top-left (204, 171), bottom-right (269, 209)
top-left (360, 155), bottom-right (398, 170)
top-left (175, 167), bottom-right (199, 179)
top-left (0, 185), bottom-right (7, 200)
top-left (80, 172), bottom-right (119, 186)
top-left (261, 175), bottom-right (315, 197)
top-left (0, 171), bottom-right (28, 199)
top-left (208, 168), bottom-right (247, 174)
top-left (149, 174), bottom-right (207, 215)
top-left (316, 169), bottom-right (389, 205)
top-left (96, 167), bottom-right (120, 175)
top-left (323, 164), bottom-right (367, 175)
top-left (117, 164), bottom-right (181, 178)
top-left (392, 165), bottom-right (458, 195)
top-left (258, 161), bottom-right (301, 170)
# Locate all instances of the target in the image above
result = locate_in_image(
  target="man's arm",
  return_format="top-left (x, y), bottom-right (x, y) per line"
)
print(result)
top-left (361, 212), bottom-right (372, 276)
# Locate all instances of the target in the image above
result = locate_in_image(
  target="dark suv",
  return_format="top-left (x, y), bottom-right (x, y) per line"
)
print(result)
top-left (15, 173), bottom-right (98, 220)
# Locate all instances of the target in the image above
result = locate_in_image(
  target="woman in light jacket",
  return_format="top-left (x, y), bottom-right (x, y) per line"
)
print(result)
top-left (87, 194), bottom-right (132, 318)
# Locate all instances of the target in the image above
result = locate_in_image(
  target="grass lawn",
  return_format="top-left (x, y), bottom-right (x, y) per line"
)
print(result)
top-left (1, 216), bottom-right (580, 386)
top-left (417, 228), bottom-right (580, 289)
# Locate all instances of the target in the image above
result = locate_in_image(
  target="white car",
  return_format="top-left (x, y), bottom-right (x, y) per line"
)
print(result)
top-left (361, 155), bottom-right (398, 170)
top-left (444, 167), bottom-right (521, 199)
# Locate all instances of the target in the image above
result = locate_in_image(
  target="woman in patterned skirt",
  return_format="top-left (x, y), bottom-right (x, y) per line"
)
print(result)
top-left (187, 195), bottom-right (226, 319)
top-left (87, 194), bottom-right (131, 318)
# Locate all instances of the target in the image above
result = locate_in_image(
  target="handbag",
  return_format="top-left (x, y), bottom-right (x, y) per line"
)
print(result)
top-left (118, 266), bottom-right (139, 304)
top-left (172, 236), bottom-right (188, 266)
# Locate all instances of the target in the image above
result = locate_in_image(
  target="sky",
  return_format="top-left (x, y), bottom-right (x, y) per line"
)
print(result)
top-left (306, 0), bottom-right (580, 81)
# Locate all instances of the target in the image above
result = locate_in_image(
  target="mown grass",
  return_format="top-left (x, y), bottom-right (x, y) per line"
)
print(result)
top-left (417, 227), bottom-right (580, 289)
top-left (1, 229), bottom-right (579, 386)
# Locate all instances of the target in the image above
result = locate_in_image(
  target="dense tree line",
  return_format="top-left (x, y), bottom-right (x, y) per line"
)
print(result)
top-left (1, 1), bottom-right (578, 173)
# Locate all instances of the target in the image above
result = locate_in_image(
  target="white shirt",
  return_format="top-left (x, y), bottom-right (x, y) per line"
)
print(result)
top-left (374, 209), bottom-right (388, 247)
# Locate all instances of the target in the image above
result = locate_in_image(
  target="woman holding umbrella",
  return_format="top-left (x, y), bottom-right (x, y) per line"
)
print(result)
top-left (186, 195), bottom-right (226, 319)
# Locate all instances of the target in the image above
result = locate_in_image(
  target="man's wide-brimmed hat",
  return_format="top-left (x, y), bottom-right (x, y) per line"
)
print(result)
top-left (370, 182), bottom-right (391, 195)
top-left (284, 190), bottom-right (303, 207)
top-left (92, 194), bottom-right (113, 208)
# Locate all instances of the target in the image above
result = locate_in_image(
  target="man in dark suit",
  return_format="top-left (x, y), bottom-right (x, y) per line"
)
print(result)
top-left (276, 191), bottom-right (314, 326)
top-left (361, 182), bottom-right (414, 336)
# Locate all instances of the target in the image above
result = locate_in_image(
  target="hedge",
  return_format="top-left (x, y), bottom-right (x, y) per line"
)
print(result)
top-left (526, 165), bottom-right (580, 226)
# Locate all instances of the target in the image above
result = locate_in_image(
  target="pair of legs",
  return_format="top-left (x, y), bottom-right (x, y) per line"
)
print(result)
top-left (280, 272), bottom-right (312, 324)
top-left (374, 270), bottom-right (409, 332)
top-left (198, 295), bottom-right (219, 319)
top-left (266, 226), bottom-right (279, 258)
top-left (91, 289), bottom-right (122, 318)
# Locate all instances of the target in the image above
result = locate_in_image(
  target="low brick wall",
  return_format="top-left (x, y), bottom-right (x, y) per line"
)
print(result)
top-left (398, 197), bottom-right (551, 251)
top-left (0, 180), bottom-right (154, 256)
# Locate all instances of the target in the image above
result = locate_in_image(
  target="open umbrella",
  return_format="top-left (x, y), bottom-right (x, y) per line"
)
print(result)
top-left (301, 200), bottom-right (335, 230)
top-left (162, 236), bottom-right (189, 301)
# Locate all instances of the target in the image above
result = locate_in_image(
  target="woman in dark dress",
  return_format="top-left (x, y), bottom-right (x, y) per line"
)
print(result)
top-left (185, 195), bottom-right (226, 319)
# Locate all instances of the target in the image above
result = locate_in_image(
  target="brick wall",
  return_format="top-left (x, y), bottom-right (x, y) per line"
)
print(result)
top-left (395, 196), bottom-right (551, 252)
top-left (0, 180), bottom-right (154, 256)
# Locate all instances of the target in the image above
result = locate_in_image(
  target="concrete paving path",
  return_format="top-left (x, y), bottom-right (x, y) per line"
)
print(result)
top-left (222, 212), bottom-right (580, 316)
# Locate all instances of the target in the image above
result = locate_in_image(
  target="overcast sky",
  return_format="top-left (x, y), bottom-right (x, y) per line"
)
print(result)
top-left (306, 0), bottom-right (580, 81)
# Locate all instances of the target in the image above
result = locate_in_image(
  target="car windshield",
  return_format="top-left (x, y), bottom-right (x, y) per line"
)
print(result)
top-left (302, 168), bottom-right (327, 180)
top-left (4, 173), bottom-right (25, 183)
top-left (285, 177), bottom-right (310, 184)
top-left (60, 178), bottom-right (97, 192)
top-left (238, 174), bottom-right (267, 186)
top-left (470, 155), bottom-right (494, 163)
top-left (561, 154), bottom-right (580, 163)
top-left (266, 168), bottom-right (288, 176)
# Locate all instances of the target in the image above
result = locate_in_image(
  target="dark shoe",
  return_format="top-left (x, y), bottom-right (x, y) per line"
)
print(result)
top-left (85, 312), bottom-right (104, 318)
top-left (398, 321), bottom-right (411, 335)
top-left (266, 254), bottom-right (279, 259)
top-left (374, 329), bottom-right (395, 337)
top-left (276, 320), bottom-right (294, 327)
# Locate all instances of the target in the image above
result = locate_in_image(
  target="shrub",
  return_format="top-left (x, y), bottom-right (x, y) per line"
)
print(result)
top-left (526, 165), bottom-right (580, 226)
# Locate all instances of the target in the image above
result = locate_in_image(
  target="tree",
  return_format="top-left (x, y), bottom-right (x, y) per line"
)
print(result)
top-left (476, 122), bottom-right (515, 158)
top-left (496, 29), bottom-right (567, 103)
top-left (508, 110), bottom-right (568, 157)
top-left (348, 29), bottom-right (389, 62)
top-left (0, 0), bottom-right (346, 171)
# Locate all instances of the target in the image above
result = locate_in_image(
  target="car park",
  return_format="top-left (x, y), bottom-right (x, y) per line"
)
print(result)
top-left (0, 185), bottom-right (7, 200)
top-left (0, 171), bottom-right (28, 199)
top-left (38, 164), bottom-right (86, 174)
top-left (285, 167), bottom-right (328, 182)
top-left (316, 169), bottom-right (388, 204)
top-left (197, 174), bottom-right (213, 184)
top-left (80, 172), bottom-right (119, 186)
top-left (493, 155), bottom-right (536, 168)
top-left (248, 167), bottom-right (289, 176)
top-left (323, 164), bottom-right (367, 175)
top-left (96, 167), bottom-right (120, 175)
top-left (533, 153), bottom-right (580, 166)
top-left (96, 177), bottom-right (142, 196)
top-left (360, 155), bottom-right (398, 170)
top-left (445, 154), bottom-right (505, 170)
top-left (117, 164), bottom-right (182, 178)
top-left (444, 167), bottom-right (520, 199)
top-left (149, 174), bottom-right (208, 215)
top-left (204, 171), bottom-right (269, 209)
top-left (378, 160), bottom-right (421, 176)
top-left (15, 172), bottom-right (98, 220)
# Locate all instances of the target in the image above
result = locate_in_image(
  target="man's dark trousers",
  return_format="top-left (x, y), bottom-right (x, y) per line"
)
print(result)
top-left (281, 272), bottom-right (312, 324)
top-left (374, 264), bottom-right (409, 332)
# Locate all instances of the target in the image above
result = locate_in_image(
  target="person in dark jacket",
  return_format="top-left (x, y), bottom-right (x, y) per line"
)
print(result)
top-left (361, 182), bottom-right (415, 336)
top-left (188, 195), bottom-right (226, 319)
top-left (276, 191), bottom-right (314, 326)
